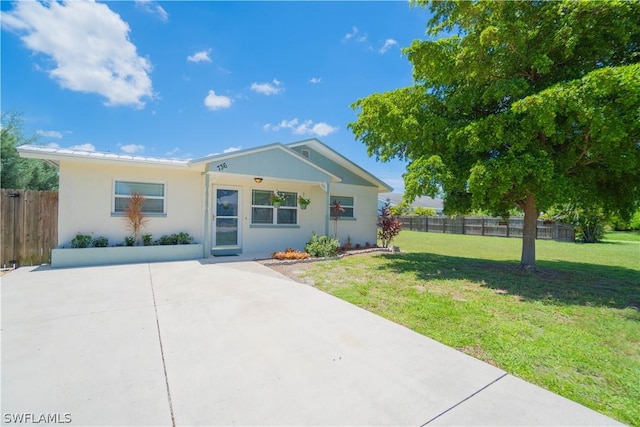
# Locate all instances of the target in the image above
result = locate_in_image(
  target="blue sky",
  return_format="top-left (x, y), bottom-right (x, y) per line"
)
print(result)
top-left (1, 1), bottom-right (434, 192)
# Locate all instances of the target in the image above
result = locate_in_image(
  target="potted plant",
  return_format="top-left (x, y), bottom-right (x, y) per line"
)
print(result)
top-left (298, 194), bottom-right (311, 210)
top-left (270, 191), bottom-right (286, 208)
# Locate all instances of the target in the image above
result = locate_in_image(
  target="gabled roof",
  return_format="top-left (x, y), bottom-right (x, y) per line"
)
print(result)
top-left (287, 138), bottom-right (393, 192)
top-left (191, 142), bottom-right (341, 183)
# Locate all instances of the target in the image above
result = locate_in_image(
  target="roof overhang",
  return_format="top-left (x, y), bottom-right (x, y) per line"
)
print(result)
top-left (17, 145), bottom-right (193, 170)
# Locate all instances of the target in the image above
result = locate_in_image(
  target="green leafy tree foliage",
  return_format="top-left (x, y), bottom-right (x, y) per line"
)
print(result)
top-left (1, 112), bottom-right (59, 190)
top-left (350, 0), bottom-right (640, 268)
top-left (412, 207), bottom-right (436, 217)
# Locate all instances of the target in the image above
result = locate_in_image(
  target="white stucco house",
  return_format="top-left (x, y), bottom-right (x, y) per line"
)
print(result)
top-left (18, 138), bottom-right (392, 267)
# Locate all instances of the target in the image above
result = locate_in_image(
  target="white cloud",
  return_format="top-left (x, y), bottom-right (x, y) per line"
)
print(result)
top-left (36, 129), bottom-right (63, 138)
top-left (135, 0), bottom-right (168, 22)
top-left (44, 142), bottom-right (60, 149)
top-left (343, 26), bottom-right (359, 41)
top-left (379, 38), bottom-right (398, 54)
top-left (204, 90), bottom-right (232, 111)
top-left (250, 79), bottom-right (284, 95)
top-left (69, 143), bottom-right (96, 151)
top-left (307, 122), bottom-right (338, 137)
top-left (187, 48), bottom-right (212, 63)
top-left (223, 146), bottom-right (241, 153)
top-left (310, 77), bottom-right (322, 84)
top-left (165, 147), bottom-right (180, 156)
top-left (119, 143), bottom-right (145, 154)
top-left (263, 118), bottom-right (338, 137)
top-left (343, 26), bottom-right (367, 43)
top-left (1, 1), bottom-right (154, 108)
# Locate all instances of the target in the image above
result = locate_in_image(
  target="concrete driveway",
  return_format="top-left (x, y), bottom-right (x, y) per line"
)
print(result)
top-left (1, 260), bottom-right (621, 426)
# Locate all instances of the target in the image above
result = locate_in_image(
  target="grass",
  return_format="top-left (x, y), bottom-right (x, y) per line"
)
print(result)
top-left (305, 231), bottom-right (640, 425)
top-left (605, 230), bottom-right (640, 242)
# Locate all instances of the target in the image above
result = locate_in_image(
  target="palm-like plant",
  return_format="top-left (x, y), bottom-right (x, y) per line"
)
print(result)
top-left (331, 200), bottom-right (345, 238)
top-left (124, 193), bottom-right (149, 245)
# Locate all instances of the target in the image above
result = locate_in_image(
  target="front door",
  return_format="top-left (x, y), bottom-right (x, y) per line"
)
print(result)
top-left (213, 187), bottom-right (241, 254)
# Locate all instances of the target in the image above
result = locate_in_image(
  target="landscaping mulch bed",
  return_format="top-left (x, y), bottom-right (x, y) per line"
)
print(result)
top-left (258, 247), bottom-right (394, 285)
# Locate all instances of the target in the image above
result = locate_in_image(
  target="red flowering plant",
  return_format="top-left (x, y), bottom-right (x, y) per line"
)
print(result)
top-left (331, 199), bottom-right (345, 238)
top-left (377, 202), bottom-right (402, 248)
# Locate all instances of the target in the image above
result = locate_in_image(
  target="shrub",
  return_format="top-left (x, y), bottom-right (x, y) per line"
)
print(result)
top-left (142, 233), bottom-right (153, 246)
top-left (70, 233), bottom-right (92, 248)
top-left (378, 203), bottom-right (403, 248)
top-left (124, 193), bottom-right (149, 245)
top-left (305, 232), bottom-right (340, 258)
top-left (124, 236), bottom-right (135, 246)
top-left (156, 232), bottom-right (194, 245)
top-left (576, 211), bottom-right (605, 243)
top-left (272, 248), bottom-right (311, 260)
top-left (157, 234), bottom-right (175, 245)
top-left (175, 232), bottom-right (194, 245)
top-left (608, 209), bottom-right (640, 231)
top-left (413, 207), bottom-right (436, 217)
top-left (390, 203), bottom-right (410, 216)
top-left (91, 236), bottom-right (109, 247)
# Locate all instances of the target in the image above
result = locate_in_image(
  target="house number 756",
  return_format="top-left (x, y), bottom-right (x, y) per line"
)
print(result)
top-left (216, 162), bottom-right (227, 171)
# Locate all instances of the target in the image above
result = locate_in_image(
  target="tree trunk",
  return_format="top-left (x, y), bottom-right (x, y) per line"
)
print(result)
top-left (520, 194), bottom-right (539, 269)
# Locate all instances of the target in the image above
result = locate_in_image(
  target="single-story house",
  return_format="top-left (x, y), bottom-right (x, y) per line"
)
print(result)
top-left (378, 192), bottom-right (444, 216)
top-left (18, 138), bottom-right (392, 267)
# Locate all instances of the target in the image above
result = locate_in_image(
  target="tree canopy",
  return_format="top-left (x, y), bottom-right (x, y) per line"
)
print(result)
top-left (350, 0), bottom-right (640, 267)
top-left (1, 112), bottom-right (59, 191)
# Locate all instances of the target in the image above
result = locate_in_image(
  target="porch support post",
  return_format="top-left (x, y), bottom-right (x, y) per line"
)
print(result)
top-left (203, 173), bottom-right (211, 257)
top-left (324, 181), bottom-right (331, 236)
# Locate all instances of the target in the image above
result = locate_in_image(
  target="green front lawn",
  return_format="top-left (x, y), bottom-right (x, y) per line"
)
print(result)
top-left (306, 231), bottom-right (640, 425)
top-left (605, 230), bottom-right (640, 242)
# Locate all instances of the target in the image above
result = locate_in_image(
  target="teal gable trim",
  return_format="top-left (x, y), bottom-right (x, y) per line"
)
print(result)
top-left (206, 147), bottom-right (332, 182)
top-left (290, 146), bottom-right (375, 187)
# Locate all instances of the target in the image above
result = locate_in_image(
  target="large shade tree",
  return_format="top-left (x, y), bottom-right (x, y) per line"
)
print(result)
top-left (350, 0), bottom-right (640, 268)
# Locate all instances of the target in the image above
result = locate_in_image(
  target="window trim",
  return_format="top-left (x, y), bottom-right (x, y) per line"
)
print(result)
top-left (251, 189), bottom-right (299, 225)
top-left (113, 179), bottom-right (167, 215)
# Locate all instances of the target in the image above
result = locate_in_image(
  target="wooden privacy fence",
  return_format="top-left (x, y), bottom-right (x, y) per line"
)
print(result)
top-left (1, 189), bottom-right (58, 267)
top-left (398, 216), bottom-right (575, 242)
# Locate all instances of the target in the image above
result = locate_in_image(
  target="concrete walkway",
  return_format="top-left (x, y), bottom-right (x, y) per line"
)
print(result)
top-left (1, 261), bottom-right (622, 426)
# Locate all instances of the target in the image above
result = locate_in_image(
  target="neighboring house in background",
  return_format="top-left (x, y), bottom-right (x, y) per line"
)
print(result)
top-left (18, 138), bottom-right (392, 267)
top-left (379, 192), bottom-right (444, 216)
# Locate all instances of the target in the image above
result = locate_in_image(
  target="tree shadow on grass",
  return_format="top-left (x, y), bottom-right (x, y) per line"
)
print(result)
top-left (375, 252), bottom-right (640, 310)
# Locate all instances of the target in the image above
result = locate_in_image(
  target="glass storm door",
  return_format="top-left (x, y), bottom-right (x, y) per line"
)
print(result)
top-left (213, 188), bottom-right (240, 248)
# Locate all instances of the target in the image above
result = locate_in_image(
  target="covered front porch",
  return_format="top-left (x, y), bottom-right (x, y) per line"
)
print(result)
top-left (194, 143), bottom-right (341, 257)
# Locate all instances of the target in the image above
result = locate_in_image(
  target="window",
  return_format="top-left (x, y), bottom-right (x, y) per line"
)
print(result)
top-left (330, 195), bottom-right (354, 218)
top-left (114, 181), bottom-right (165, 214)
top-left (301, 149), bottom-right (310, 159)
top-left (252, 189), bottom-right (298, 225)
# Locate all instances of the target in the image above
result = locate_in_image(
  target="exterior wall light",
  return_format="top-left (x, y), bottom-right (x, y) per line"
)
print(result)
top-left (254, 177), bottom-right (263, 183)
